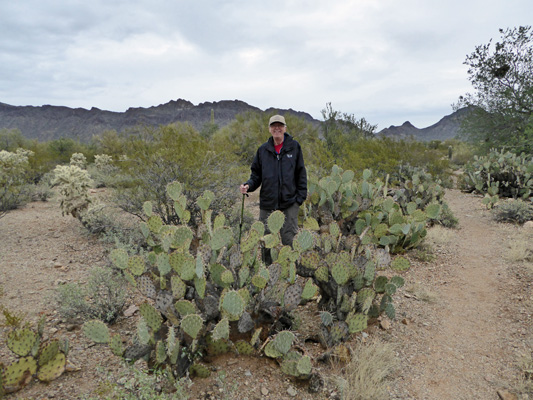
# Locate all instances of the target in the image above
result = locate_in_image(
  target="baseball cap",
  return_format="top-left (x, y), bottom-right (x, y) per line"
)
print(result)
top-left (269, 115), bottom-right (286, 126)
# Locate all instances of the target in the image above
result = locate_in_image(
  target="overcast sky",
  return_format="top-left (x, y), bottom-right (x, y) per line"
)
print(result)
top-left (1, 1), bottom-right (531, 130)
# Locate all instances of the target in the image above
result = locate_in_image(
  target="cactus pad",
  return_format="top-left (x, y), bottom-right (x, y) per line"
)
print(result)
top-left (267, 210), bottom-right (285, 233)
top-left (301, 279), bottom-right (318, 300)
top-left (283, 284), bottom-right (303, 311)
top-left (320, 311), bottom-right (334, 327)
top-left (170, 275), bottom-right (187, 299)
top-left (212, 318), bottom-right (229, 341)
top-left (174, 300), bottom-right (197, 316)
top-left (374, 276), bottom-right (388, 293)
top-left (139, 303), bottom-right (162, 332)
top-left (235, 340), bottom-right (255, 356)
top-left (211, 226), bottom-right (233, 251)
top-left (127, 255), bottom-right (145, 276)
top-left (83, 320), bottom-right (110, 343)
top-left (110, 248), bottom-right (128, 270)
top-left (155, 291), bottom-right (174, 314)
top-left (137, 275), bottom-right (157, 299)
top-left (390, 276), bottom-right (405, 288)
top-left (37, 352), bottom-right (66, 382)
top-left (220, 290), bottom-right (245, 321)
top-left (263, 233), bottom-right (280, 249)
top-left (301, 250), bottom-right (320, 270)
top-left (109, 333), bottom-right (124, 356)
top-left (181, 314), bottom-right (203, 339)
top-left (329, 321), bottom-right (349, 344)
top-left (156, 253), bottom-right (171, 276)
top-left (189, 362), bottom-right (211, 378)
top-left (147, 215), bottom-right (163, 233)
top-left (295, 230), bottom-right (314, 252)
top-left (194, 276), bottom-right (206, 299)
top-left (391, 256), bottom-right (410, 272)
top-left (166, 181), bottom-right (183, 201)
top-left (7, 328), bottom-right (37, 357)
top-left (180, 253), bottom-right (196, 280)
top-left (297, 355), bottom-right (312, 376)
top-left (4, 356), bottom-right (37, 388)
top-left (142, 201), bottom-right (153, 217)
top-left (38, 340), bottom-right (59, 367)
top-left (264, 341), bottom-right (283, 359)
top-left (273, 331), bottom-right (295, 355)
top-left (196, 190), bottom-right (215, 211)
top-left (346, 312), bottom-right (368, 333)
top-left (314, 266), bottom-right (330, 282)
top-left (331, 262), bottom-right (349, 285)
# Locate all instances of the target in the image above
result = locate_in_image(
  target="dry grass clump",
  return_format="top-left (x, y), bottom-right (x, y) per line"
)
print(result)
top-left (505, 229), bottom-right (533, 265)
top-left (424, 225), bottom-right (455, 248)
top-left (333, 339), bottom-right (399, 400)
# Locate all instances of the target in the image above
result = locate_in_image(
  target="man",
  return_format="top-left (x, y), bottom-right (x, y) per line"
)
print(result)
top-left (240, 114), bottom-right (307, 246)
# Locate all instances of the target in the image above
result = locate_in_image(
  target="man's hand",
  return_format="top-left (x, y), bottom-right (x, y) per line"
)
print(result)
top-left (239, 184), bottom-right (249, 194)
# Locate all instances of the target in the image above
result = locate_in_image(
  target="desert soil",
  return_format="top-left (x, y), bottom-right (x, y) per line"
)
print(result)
top-left (0, 189), bottom-right (531, 400)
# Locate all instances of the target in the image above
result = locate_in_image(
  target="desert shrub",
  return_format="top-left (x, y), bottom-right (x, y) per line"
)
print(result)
top-left (494, 199), bottom-right (533, 224)
top-left (56, 265), bottom-right (127, 323)
top-left (30, 181), bottom-right (53, 202)
top-left (113, 123), bottom-right (246, 225)
top-left (88, 154), bottom-right (121, 188)
top-left (0, 148), bottom-right (34, 216)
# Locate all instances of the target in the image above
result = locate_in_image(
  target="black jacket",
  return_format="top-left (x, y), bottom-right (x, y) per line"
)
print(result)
top-left (245, 133), bottom-right (307, 210)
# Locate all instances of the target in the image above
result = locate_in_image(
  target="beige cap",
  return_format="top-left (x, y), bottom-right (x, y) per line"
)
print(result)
top-left (269, 115), bottom-right (286, 126)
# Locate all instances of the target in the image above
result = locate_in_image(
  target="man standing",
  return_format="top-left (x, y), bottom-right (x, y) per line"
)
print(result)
top-left (240, 115), bottom-right (307, 246)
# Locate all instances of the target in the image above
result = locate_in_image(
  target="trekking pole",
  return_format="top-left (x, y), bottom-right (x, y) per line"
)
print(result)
top-left (238, 193), bottom-right (248, 244)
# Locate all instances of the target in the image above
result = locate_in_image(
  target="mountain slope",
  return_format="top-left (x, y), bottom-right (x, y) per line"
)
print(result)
top-left (0, 99), bottom-right (318, 142)
top-left (378, 107), bottom-right (470, 141)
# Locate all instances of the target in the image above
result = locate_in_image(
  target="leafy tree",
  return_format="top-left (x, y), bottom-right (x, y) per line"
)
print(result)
top-left (0, 129), bottom-right (27, 151)
top-left (455, 26), bottom-right (533, 153)
top-left (321, 102), bottom-right (378, 157)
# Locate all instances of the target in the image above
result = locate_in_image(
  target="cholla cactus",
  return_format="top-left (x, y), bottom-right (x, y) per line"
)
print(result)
top-left (94, 154), bottom-right (113, 170)
top-left (69, 153), bottom-right (87, 169)
top-left (52, 165), bottom-right (93, 218)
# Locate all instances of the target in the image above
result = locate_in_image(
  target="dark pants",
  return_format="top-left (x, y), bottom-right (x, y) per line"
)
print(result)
top-left (259, 202), bottom-right (300, 246)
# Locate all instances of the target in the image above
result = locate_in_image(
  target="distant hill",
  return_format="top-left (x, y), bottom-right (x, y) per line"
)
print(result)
top-left (0, 99), bottom-right (318, 142)
top-left (0, 98), bottom-right (470, 143)
top-left (377, 107), bottom-right (471, 141)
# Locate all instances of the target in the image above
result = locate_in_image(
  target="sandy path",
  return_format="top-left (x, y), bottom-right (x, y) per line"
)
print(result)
top-left (389, 189), bottom-right (532, 399)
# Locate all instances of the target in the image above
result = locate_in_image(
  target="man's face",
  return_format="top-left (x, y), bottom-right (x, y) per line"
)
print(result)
top-left (269, 122), bottom-right (286, 142)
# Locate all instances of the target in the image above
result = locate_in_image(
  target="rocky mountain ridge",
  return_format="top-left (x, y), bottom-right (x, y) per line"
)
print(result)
top-left (377, 107), bottom-right (471, 141)
top-left (0, 99), bottom-right (467, 142)
top-left (0, 99), bottom-right (318, 142)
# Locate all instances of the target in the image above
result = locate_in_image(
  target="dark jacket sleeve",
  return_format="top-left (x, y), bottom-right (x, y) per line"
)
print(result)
top-left (295, 142), bottom-right (307, 205)
top-left (245, 149), bottom-right (262, 193)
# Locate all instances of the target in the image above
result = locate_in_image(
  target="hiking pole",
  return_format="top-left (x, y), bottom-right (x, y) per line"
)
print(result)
top-left (238, 193), bottom-right (249, 244)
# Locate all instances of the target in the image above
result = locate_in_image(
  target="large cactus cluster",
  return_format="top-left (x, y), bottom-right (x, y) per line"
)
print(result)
top-left (0, 317), bottom-right (69, 395)
top-left (462, 149), bottom-right (533, 206)
top-left (305, 166), bottom-right (441, 254)
top-left (84, 166), bottom-right (440, 382)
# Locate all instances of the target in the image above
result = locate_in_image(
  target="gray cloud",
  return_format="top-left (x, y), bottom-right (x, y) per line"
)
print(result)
top-left (1, 0), bottom-right (532, 129)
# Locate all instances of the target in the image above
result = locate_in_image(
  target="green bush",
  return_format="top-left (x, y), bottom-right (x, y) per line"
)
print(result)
top-left (494, 199), bottom-right (533, 224)
top-left (0, 148), bottom-right (34, 216)
top-left (113, 123), bottom-right (246, 226)
top-left (56, 266), bottom-right (127, 323)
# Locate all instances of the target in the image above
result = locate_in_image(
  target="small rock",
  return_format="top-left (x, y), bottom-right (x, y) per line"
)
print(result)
top-left (380, 319), bottom-right (392, 330)
top-left (261, 386), bottom-right (269, 396)
top-left (53, 262), bottom-right (63, 268)
top-left (401, 318), bottom-right (410, 325)
top-left (287, 385), bottom-right (297, 397)
top-left (123, 304), bottom-right (139, 317)
top-left (244, 370), bottom-right (252, 377)
top-left (497, 389), bottom-right (518, 400)
top-left (49, 327), bottom-right (58, 334)
top-left (524, 221), bottom-right (533, 230)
